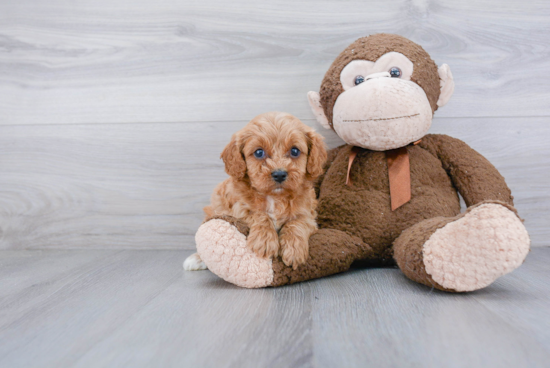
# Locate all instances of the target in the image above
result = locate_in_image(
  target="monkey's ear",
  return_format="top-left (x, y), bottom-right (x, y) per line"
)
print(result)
top-left (220, 134), bottom-right (247, 180)
top-left (437, 64), bottom-right (454, 108)
top-left (306, 130), bottom-right (328, 180)
top-left (307, 91), bottom-right (331, 130)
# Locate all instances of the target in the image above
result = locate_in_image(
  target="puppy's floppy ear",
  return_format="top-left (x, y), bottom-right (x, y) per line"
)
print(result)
top-left (305, 130), bottom-right (328, 179)
top-left (220, 133), bottom-right (247, 180)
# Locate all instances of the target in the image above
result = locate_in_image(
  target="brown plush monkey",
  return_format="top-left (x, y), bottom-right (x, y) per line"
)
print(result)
top-left (193, 34), bottom-right (530, 292)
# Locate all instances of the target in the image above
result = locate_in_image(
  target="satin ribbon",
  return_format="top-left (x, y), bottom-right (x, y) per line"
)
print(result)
top-left (385, 146), bottom-right (411, 211)
top-left (346, 140), bottom-right (421, 211)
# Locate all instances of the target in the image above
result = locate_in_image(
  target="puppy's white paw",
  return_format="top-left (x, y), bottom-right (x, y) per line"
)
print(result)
top-left (183, 253), bottom-right (207, 271)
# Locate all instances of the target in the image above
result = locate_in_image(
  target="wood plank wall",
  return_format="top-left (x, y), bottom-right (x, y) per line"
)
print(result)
top-left (0, 0), bottom-right (549, 249)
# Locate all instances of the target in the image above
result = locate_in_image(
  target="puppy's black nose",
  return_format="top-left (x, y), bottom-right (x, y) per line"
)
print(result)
top-left (271, 170), bottom-right (288, 183)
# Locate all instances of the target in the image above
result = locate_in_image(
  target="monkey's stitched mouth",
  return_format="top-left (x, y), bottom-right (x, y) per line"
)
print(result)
top-left (343, 113), bottom-right (420, 123)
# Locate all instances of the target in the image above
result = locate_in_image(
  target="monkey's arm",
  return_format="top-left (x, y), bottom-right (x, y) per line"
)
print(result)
top-left (314, 145), bottom-right (344, 198)
top-left (419, 134), bottom-right (514, 207)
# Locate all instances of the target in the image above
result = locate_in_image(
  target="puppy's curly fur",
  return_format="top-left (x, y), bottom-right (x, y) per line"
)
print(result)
top-left (186, 112), bottom-right (327, 270)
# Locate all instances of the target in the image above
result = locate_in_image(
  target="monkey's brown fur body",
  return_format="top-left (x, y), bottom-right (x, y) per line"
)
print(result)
top-left (316, 134), bottom-right (515, 261)
top-left (194, 34), bottom-right (530, 292)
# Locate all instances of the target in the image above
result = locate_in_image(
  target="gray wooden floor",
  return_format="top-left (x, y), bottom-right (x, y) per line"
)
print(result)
top-left (1, 248), bottom-right (549, 368)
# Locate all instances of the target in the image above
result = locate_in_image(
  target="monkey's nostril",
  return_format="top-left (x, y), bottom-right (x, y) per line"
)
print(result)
top-left (271, 170), bottom-right (288, 183)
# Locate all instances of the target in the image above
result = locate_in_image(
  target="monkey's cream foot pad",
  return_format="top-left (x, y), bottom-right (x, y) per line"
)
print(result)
top-left (195, 219), bottom-right (274, 288)
top-left (423, 204), bottom-right (530, 292)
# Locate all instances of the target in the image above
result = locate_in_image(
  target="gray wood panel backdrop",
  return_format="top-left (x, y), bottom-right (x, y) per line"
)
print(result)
top-left (0, 0), bottom-right (549, 250)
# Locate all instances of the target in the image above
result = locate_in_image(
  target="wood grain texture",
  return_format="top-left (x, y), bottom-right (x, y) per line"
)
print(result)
top-left (1, 2), bottom-right (548, 366)
top-left (310, 266), bottom-right (550, 368)
top-left (0, 250), bottom-right (182, 368)
top-left (0, 117), bottom-right (547, 250)
top-left (470, 249), bottom-right (550, 352)
top-left (1, 0), bottom-right (549, 125)
top-left (0, 248), bottom-right (549, 368)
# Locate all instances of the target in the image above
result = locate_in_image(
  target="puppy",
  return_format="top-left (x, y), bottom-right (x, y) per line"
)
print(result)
top-left (184, 112), bottom-right (327, 271)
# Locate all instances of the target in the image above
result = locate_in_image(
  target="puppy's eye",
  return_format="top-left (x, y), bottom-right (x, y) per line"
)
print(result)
top-left (354, 75), bottom-right (365, 85)
top-left (290, 147), bottom-right (301, 158)
top-left (254, 149), bottom-right (265, 159)
top-left (389, 67), bottom-right (401, 78)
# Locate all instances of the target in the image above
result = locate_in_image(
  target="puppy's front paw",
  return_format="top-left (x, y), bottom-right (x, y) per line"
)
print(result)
top-left (279, 232), bottom-right (309, 270)
top-left (247, 227), bottom-right (279, 259)
top-left (183, 253), bottom-right (208, 271)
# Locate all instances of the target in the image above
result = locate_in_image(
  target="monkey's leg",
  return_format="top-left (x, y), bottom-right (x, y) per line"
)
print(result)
top-left (271, 228), bottom-right (373, 286)
top-left (393, 201), bottom-right (530, 292)
top-left (195, 216), bottom-right (373, 288)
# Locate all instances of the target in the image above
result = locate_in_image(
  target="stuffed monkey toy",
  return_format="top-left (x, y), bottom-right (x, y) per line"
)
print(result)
top-left (194, 34), bottom-right (530, 292)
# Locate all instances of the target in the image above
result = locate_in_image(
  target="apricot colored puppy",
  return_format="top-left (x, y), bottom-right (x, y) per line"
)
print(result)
top-left (184, 112), bottom-right (327, 270)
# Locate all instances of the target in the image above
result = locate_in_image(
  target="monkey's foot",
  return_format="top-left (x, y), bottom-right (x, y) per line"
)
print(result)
top-left (195, 219), bottom-right (274, 288)
top-left (395, 202), bottom-right (530, 292)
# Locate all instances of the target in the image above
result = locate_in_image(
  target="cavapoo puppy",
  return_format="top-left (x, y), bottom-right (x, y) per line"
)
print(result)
top-left (184, 112), bottom-right (327, 270)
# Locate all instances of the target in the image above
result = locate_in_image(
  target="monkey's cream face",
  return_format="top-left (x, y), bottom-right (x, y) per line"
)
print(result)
top-left (332, 52), bottom-right (433, 151)
top-left (308, 38), bottom-right (455, 152)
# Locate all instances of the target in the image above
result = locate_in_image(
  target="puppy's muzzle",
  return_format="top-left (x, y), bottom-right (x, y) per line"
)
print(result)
top-left (271, 170), bottom-right (288, 183)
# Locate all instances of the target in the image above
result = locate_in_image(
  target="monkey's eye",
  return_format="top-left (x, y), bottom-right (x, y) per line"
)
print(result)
top-left (254, 149), bottom-right (265, 159)
top-left (389, 67), bottom-right (402, 78)
top-left (354, 75), bottom-right (365, 85)
top-left (290, 147), bottom-right (301, 158)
